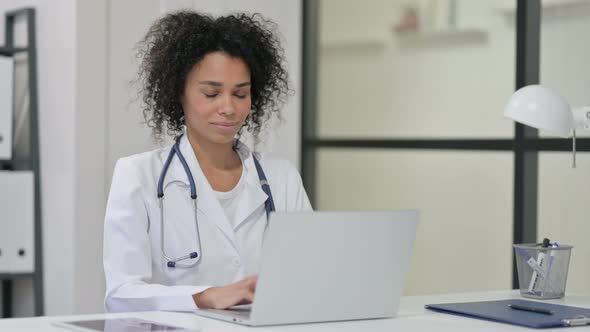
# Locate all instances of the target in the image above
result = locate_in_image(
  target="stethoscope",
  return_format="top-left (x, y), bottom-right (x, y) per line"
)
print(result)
top-left (154, 135), bottom-right (275, 268)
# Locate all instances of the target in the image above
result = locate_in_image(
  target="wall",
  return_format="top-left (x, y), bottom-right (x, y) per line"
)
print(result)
top-left (72, 0), bottom-right (108, 315)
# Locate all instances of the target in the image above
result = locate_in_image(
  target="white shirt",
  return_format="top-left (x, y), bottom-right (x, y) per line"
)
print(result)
top-left (103, 135), bottom-right (312, 313)
top-left (214, 165), bottom-right (246, 230)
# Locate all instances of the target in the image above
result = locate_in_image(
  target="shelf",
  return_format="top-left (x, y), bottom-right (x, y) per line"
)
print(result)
top-left (394, 28), bottom-right (488, 47)
top-left (1, 7), bottom-right (43, 318)
top-left (0, 273), bottom-right (35, 280)
top-left (320, 28), bottom-right (488, 51)
top-left (0, 46), bottom-right (29, 56)
top-left (320, 38), bottom-right (387, 52)
top-left (0, 159), bottom-right (33, 170)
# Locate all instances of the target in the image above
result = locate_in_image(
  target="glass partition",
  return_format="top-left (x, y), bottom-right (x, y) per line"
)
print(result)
top-left (317, 149), bottom-right (514, 294)
top-left (538, 152), bottom-right (590, 294)
top-left (318, 0), bottom-right (516, 139)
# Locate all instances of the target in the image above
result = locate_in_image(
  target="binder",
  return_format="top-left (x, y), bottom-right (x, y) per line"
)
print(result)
top-left (0, 55), bottom-right (14, 160)
top-left (426, 299), bottom-right (590, 328)
top-left (0, 171), bottom-right (35, 273)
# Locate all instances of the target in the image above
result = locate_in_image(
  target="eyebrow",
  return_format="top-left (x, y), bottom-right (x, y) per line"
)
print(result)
top-left (198, 81), bottom-right (251, 88)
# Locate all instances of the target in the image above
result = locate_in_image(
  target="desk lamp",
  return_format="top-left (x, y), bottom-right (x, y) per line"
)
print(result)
top-left (504, 84), bottom-right (590, 167)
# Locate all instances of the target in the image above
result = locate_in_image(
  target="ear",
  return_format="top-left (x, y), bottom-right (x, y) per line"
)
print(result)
top-left (178, 93), bottom-right (188, 119)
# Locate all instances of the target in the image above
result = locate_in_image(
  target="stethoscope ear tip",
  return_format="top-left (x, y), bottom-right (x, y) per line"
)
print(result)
top-left (167, 261), bottom-right (176, 268)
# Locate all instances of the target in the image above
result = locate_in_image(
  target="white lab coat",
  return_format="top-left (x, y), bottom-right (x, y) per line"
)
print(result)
top-left (103, 135), bottom-right (312, 313)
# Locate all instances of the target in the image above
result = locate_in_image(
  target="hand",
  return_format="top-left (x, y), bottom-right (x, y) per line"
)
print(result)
top-left (193, 276), bottom-right (257, 309)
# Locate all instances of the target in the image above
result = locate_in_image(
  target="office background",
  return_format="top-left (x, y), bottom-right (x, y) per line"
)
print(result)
top-left (303, 0), bottom-right (590, 298)
top-left (0, 0), bottom-right (589, 318)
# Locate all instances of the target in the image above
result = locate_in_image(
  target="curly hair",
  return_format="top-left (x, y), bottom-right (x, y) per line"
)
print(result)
top-left (135, 11), bottom-right (290, 141)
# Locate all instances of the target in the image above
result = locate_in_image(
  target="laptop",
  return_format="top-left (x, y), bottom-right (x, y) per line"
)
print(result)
top-left (195, 210), bottom-right (418, 326)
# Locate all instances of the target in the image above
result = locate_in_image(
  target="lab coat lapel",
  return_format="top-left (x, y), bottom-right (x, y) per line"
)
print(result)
top-left (232, 143), bottom-right (269, 230)
top-left (164, 135), bottom-right (241, 254)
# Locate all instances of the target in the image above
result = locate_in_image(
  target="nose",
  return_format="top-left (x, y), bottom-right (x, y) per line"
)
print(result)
top-left (218, 94), bottom-right (236, 116)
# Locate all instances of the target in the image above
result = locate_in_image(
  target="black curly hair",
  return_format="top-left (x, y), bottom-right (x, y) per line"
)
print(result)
top-left (135, 10), bottom-right (291, 141)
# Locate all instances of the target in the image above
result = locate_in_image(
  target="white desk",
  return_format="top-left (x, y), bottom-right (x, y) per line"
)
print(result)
top-left (2, 290), bottom-right (590, 331)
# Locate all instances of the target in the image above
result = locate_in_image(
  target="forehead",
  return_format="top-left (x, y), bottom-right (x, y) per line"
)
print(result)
top-left (190, 51), bottom-right (251, 80)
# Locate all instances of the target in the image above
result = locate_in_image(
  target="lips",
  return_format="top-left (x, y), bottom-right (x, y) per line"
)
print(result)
top-left (210, 122), bottom-right (238, 133)
top-left (211, 122), bottom-right (237, 126)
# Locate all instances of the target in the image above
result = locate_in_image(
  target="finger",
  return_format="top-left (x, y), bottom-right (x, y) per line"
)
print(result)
top-left (234, 288), bottom-right (254, 306)
top-left (238, 278), bottom-right (253, 289)
top-left (242, 288), bottom-right (255, 303)
top-left (244, 276), bottom-right (258, 290)
top-left (235, 298), bottom-right (252, 306)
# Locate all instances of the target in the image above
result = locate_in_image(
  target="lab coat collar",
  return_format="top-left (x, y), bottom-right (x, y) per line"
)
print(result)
top-left (232, 140), bottom-right (270, 230)
top-left (160, 134), bottom-right (269, 250)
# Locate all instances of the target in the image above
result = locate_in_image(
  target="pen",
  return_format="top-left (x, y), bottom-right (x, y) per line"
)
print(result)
top-left (528, 238), bottom-right (551, 293)
top-left (508, 304), bottom-right (554, 315)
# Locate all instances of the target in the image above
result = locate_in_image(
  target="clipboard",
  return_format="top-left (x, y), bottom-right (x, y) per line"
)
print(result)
top-left (425, 299), bottom-right (590, 328)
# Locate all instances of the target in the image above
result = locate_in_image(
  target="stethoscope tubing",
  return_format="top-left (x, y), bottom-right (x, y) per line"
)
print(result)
top-left (155, 135), bottom-right (275, 268)
top-left (160, 195), bottom-right (201, 268)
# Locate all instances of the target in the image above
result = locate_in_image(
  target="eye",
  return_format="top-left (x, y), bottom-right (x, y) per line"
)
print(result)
top-left (204, 93), bottom-right (218, 98)
top-left (234, 90), bottom-right (250, 99)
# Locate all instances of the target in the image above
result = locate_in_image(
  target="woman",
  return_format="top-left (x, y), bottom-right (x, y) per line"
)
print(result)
top-left (103, 11), bottom-right (311, 313)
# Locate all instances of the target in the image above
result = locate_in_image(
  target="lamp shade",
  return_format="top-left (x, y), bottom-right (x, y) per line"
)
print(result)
top-left (504, 85), bottom-right (574, 138)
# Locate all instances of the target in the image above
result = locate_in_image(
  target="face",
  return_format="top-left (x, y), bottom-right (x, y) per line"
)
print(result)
top-left (181, 51), bottom-right (252, 145)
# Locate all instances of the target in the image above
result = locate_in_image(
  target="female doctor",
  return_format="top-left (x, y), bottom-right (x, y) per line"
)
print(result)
top-left (103, 11), bottom-right (311, 313)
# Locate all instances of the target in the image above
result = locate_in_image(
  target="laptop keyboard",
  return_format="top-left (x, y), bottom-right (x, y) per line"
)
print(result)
top-left (227, 309), bottom-right (251, 319)
top-left (207, 306), bottom-right (252, 320)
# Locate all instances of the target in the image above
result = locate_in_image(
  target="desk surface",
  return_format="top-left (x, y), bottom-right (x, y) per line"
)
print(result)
top-left (2, 290), bottom-right (590, 331)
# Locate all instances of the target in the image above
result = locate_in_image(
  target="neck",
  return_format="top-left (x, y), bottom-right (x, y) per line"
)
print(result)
top-left (186, 131), bottom-right (240, 170)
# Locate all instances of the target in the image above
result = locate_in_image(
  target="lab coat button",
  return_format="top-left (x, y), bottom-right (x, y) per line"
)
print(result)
top-left (233, 258), bottom-right (241, 267)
